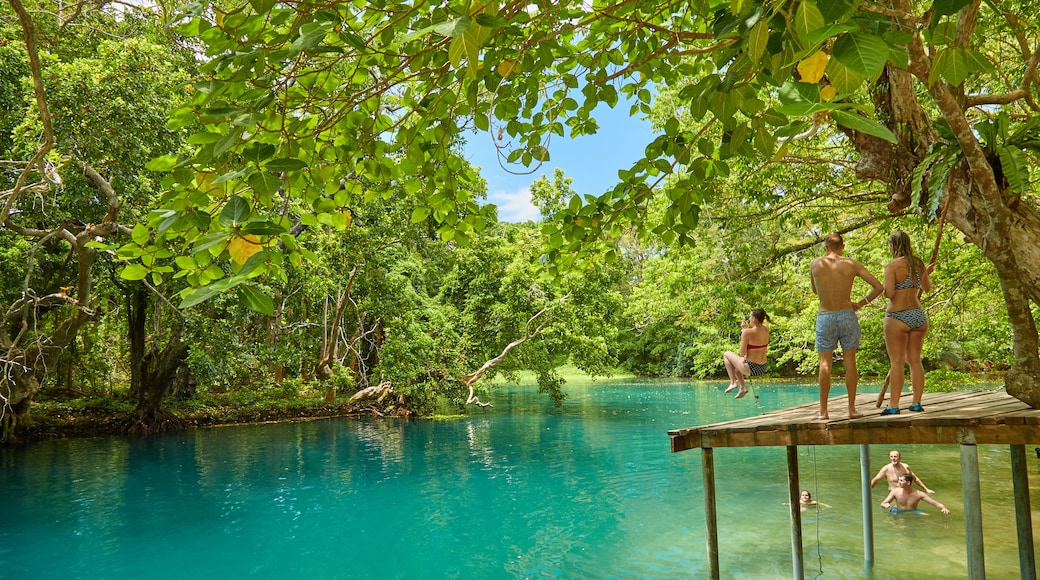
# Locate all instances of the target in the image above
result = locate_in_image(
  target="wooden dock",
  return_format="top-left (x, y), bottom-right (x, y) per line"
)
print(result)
top-left (670, 389), bottom-right (1040, 451)
top-left (667, 389), bottom-right (1040, 580)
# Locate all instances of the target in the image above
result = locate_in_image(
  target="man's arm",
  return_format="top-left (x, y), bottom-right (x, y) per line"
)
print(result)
top-left (880, 490), bottom-right (896, 509)
top-left (908, 468), bottom-right (934, 494)
top-left (870, 466), bottom-right (888, 488)
top-left (921, 494), bottom-right (950, 514)
top-left (854, 263), bottom-right (884, 310)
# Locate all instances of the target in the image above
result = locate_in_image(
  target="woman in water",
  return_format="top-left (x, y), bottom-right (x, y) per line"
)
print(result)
top-left (880, 231), bottom-right (932, 415)
top-left (800, 490), bottom-right (831, 511)
top-left (723, 308), bottom-right (771, 399)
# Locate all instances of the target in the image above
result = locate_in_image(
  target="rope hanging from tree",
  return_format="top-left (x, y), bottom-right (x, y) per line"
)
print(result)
top-left (704, 206), bottom-right (761, 403)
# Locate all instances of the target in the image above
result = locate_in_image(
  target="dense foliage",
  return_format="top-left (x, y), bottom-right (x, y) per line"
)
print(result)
top-left (2, 0), bottom-right (1034, 441)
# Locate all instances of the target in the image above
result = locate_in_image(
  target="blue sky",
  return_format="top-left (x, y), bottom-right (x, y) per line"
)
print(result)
top-left (464, 103), bottom-right (656, 222)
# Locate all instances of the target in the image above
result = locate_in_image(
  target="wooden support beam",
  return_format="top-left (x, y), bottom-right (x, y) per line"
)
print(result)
top-left (1009, 445), bottom-right (1037, 579)
top-left (702, 447), bottom-right (719, 580)
top-left (860, 444), bottom-right (874, 571)
top-left (787, 446), bottom-right (804, 580)
top-left (961, 444), bottom-right (986, 579)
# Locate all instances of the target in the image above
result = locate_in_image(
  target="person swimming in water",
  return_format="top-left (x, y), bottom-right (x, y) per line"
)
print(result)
top-left (881, 474), bottom-right (949, 515)
top-left (799, 490), bottom-right (831, 511)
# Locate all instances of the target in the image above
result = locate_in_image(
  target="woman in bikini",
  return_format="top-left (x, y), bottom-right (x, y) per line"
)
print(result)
top-left (881, 231), bottom-right (932, 415)
top-left (723, 308), bottom-right (771, 399)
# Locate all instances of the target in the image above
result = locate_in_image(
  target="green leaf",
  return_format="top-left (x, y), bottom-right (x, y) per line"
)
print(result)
top-left (193, 231), bottom-right (230, 254)
top-left (146, 155), bottom-right (180, 172)
top-left (219, 196), bottom-right (252, 227)
top-left (242, 220), bottom-right (288, 235)
top-left (243, 143), bottom-right (277, 164)
top-left (187, 132), bottom-right (223, 145)
top-left (804, 23), bottom-right (856, 46)
top-left (817, 0), bottom-right (855, 23)
top-left (119, 263), bottom-right (149, 281)
top-left (248, 0), bottom-right (275, 14)
top-left (411, 207), bottom-right (431, 223)
top-left (930, 0), bottom-right (972, 26)
top-left (831, 110), bottom-right (897, 143)
top-left (248, 172), bottom-right (282, 196)
top-left (434, 16), bottom-right (470, 38)
top-left (997, 146), bottom-right (1030, 194)
top-left (474, 14), bottom-right (506, 28)
top-left (291, 23), bottom-right (328, 53)
top-left (178, 285), bottom-right (221, 309)
top-left (213, 128), bottom-right (243, 157)
top-left (793, 1), bottom-right (824, 39)
top-left (825, 58), bottom-right (866, 94)
top-left (131, 223), bottom-right (150, 245)
top-left (238, 285), bottom-right (275, 315)
top-left (748, 20), bottom-right (769, 63)
top-left (929, 47), bottom-right (993, 86)
top-left (832, 32), bottom-right (888, 77)
top-left (264, 158), bottom-right (307, 172)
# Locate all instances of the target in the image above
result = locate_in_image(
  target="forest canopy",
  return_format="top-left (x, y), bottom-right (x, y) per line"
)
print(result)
top-left (0, 0), bottom-right (1036, 441)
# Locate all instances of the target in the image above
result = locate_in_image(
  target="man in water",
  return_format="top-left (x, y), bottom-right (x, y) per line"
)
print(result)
top-left (809, 232), bottom-right (884, 420)
top-left (881, 474), bottom-right (950, 515)
top-left (870, 449), bottom-right (935, 493)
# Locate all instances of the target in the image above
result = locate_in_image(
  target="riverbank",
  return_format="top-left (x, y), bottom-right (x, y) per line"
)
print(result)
top-left (13, 395), bottom-right (382, 444)
top-left (11, 368), bottom-right (998, 444)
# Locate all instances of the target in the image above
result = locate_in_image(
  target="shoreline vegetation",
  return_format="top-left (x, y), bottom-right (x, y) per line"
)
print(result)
top-left (10, 369), bottom-right (997, 445)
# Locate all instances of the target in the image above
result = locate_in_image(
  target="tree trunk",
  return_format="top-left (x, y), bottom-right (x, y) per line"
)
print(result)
top-left (126, 284), bottom-right (190, 433)
top-left (858, 36), bottom-right (1040, 407)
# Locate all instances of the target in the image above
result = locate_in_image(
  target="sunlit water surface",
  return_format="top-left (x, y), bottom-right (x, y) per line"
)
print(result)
top-left (2, 379), bottom-right (1036, 579)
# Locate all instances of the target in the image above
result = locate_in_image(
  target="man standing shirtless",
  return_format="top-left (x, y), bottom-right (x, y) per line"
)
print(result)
top-left (810, 232), bottom-right (884, 420)
top-left (881, 474), bottom-right (950, 515)
top-left (870, 449), bottom-right (935, 494)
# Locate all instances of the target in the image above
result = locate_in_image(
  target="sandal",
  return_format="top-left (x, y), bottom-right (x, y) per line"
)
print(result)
top-left (880, 406), bottom-right (900, 416)
top-left (908, 403), bottom-right (924, 412)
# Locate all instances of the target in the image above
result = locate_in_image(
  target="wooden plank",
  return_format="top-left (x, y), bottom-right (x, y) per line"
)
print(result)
top-left (670, 389), bottom-right (1040, 451)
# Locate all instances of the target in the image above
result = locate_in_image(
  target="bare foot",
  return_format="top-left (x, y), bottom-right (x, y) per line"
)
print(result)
top-left (847, 412), bottom-right (864, 420)
top-left (735, 388), bottom-right (748, 399)
top-left (812, 413), bottom-right (829, 421)
top-left (724, 383), bottom-right (738, 393)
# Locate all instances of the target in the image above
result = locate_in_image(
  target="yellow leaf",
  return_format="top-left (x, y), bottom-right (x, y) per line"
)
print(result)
top-left (229, 234), bottom-right (262, 265)
top-left (497, 60), bottom-right (516, 78)
top-left (797, 51), bottom-right (829, 84)
top-left (343, 210), bottom-right (352, 228)
top-left (820, 85), bottom-right (837, 101)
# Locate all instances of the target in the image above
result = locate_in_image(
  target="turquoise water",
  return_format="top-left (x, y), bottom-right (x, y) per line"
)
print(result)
top-left (1, 379), bottom-right (1036, 579)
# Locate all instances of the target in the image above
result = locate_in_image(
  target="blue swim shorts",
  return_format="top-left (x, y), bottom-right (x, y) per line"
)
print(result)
top-left (889, 507), bottom-right (925, 515)
top-left (815, 310), bottom-right (861, 352)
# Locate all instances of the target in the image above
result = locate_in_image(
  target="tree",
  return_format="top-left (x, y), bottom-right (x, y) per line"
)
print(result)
top-left (1, 0), bottom-right (192, 440)
top-left (147, 0), bottom-right (1040, 406)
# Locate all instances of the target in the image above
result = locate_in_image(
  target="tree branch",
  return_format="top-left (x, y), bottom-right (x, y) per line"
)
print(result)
top-left (460, 296), bottom-right (569, 406)
top-left (1, 0), bottom-right (55, 226)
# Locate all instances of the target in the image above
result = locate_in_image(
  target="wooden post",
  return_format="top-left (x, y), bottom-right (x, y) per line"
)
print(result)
top-left (961, 443), bottom-right (986, 579)
top-left (1010, 445), bottom-right (1037, 579)
top-left (787, 446), bottom-right (804, 580)
top-left (702, 447), bottom-right (719, 580)
top-left (860, 444), bottom-right (874, 570)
